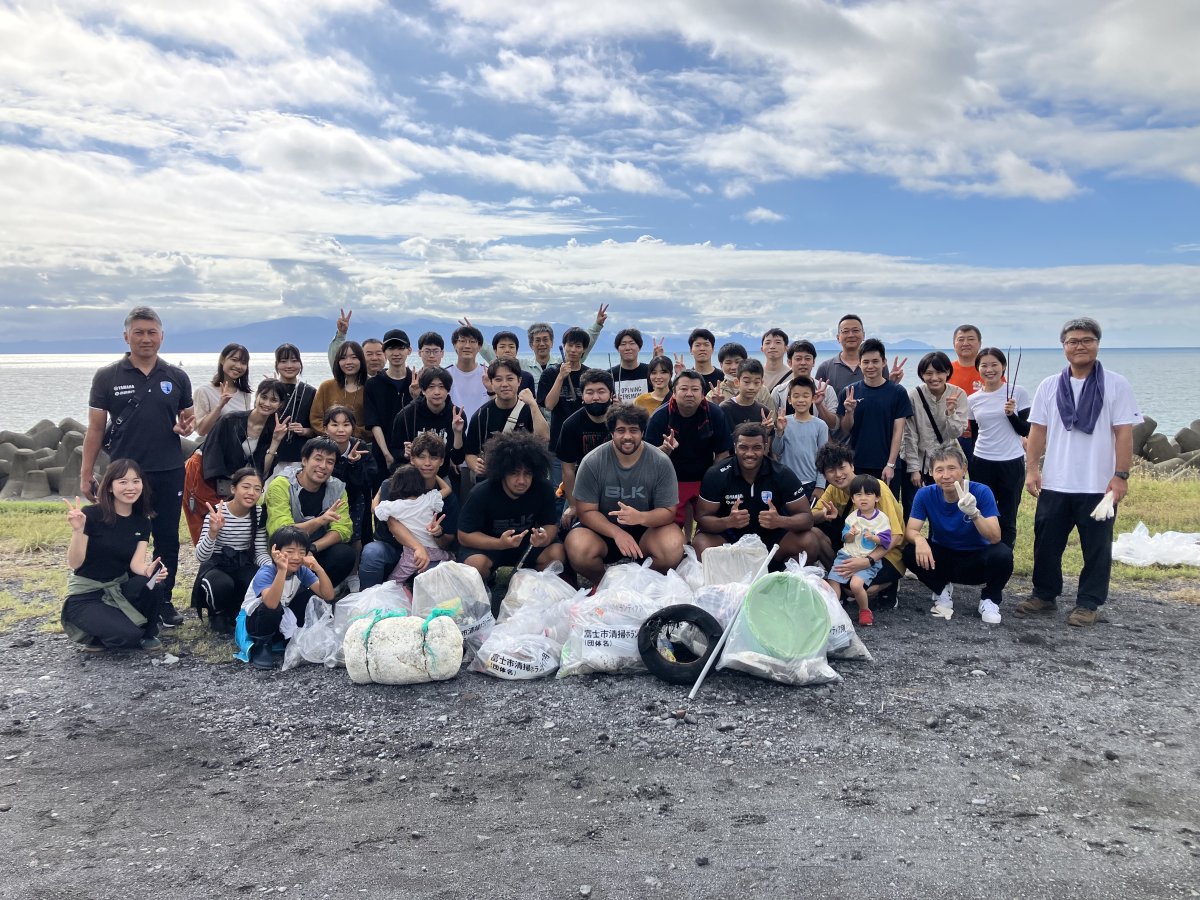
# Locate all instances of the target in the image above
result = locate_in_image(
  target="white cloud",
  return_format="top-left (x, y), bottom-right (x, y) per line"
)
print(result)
top-left (480, 50), bottom-right (557, 102)
top-left (743, 206), bottom-right (784, 224)
top-left (594, 161), bottom-right (683, 197)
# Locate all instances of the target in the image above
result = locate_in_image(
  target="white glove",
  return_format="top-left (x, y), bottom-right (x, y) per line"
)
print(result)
top-left (1090, 490), bottom-right (1116, 521)
top-left (954, 479), bottom-right (978, 518)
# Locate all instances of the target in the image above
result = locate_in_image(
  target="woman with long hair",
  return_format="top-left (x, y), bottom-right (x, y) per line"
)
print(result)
top-left (968, 347), bottom-right (1031, 548)
top-left (193, 343), bottom-right (253, 437)
top-left (634, 355), bottom-right (673, 415)
top-left (311, 340), bottom-right (368, 440)
top-left (61, 459), bottom-right (168, 652)
top-left (271, 343), bottom-right (317, 471)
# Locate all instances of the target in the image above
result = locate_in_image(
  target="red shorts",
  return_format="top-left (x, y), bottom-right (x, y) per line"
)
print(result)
top-left (675, 481), bottom-right (702, 526)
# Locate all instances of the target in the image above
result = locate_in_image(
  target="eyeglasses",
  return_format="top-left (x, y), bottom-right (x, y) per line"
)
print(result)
top-left (1063, 337), bottom-right (1098, 348)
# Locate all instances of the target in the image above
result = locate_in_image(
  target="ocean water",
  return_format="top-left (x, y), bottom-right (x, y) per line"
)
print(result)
top-left (0, 348), bottom-right (1193, 438)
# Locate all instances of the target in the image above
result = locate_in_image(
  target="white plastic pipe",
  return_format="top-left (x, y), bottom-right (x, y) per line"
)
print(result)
top-left (687, 544), bottom-right (778, 700)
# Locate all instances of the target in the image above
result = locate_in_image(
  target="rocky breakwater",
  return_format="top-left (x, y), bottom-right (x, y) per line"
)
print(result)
top-left (0, 419), bottom-right (200, 500)
top-left (1133, 415), bottom-right (1200, 476)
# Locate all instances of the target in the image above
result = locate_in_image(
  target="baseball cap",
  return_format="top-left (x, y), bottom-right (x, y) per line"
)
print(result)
top-left (382, 329), bottom-right (411, 349)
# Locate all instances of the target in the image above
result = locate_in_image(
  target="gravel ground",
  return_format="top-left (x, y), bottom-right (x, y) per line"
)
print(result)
top-left (1, 574), bottom-right (1198, 900)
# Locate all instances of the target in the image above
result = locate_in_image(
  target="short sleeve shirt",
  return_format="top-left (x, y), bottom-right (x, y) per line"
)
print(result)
top-left (969, 386), bottom-right (1032, 462)
top-left (573, 443), bottom-right (679, 520)
top-left (645, 402), bottom-right (734, 482)
top-left (610, 364), bottom-right (649, 403)
top-left (88, 356), bottom-right (193, 471)
top-left (556, 409), bottom-right (612, 465)
top-left (74, 506), bottom-right (151, 582)
top-left (536, 364), bottom-right (587, 452)
top-left (837, 379), bottom-right (914, 470)
top-left (458, 478), bottom-right (557, 537)
top-left (698, 457), bottom-right (805, 541)
top-left (463, 400), bottom-right (536, 457)
top-left (910, 482), bottom-right (999, 551)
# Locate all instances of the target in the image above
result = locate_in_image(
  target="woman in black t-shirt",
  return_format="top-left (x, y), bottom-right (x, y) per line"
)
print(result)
top-left (62, 459), bottom-right (168, 652)
top-left (271, 343), bottom-right (317, 470)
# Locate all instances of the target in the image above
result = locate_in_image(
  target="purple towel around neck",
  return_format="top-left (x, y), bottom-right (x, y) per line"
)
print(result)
top-left (1056, 360), bottom-right (1104, 434)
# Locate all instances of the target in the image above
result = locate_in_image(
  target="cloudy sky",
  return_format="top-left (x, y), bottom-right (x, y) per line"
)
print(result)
top-left (2, 0), bottom-right (1197, 347)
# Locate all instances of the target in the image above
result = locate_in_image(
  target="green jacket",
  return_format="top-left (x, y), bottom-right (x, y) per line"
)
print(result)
top-left (265, 469), bottom-right (352, 544)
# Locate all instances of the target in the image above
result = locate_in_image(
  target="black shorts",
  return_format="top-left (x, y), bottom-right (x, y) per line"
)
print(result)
top-left (457, 543), bottom-right (548, 569)
top-left (600, 525), bottom-right (648, 565)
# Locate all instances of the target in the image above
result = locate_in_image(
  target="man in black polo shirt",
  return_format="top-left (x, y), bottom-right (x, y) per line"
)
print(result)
top-left (82, 306), bottom-right (195, 626)
top-left (693, 422), bottom-right (823, 568)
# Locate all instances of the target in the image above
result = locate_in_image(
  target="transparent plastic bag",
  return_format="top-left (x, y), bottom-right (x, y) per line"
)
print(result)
top-left (498, 561), bottom-right (578, 622)
top-left (702, 533), bottom-right (769, 585)
top-left (693, 582), bottom-right (751, 629)
top-left (597, 559), bottom-right (695, 605)
top-left (1112, 521), bottom-right (1200, 567)
top-left (558, 589), bottom-right (668, 677)
top-left (784, 558), bottom-right (872, 662)
top-left (412, 561), bottom-right (495, 659)
top-left (716, 571), bottom-right (841, 686)
top-left (280, 596), bottom-right (336, 671)
top-left (676, 545), bottom-right (705, 593)
top-left (473, 588), bottom-right (587, 679)
top-left (344, 609), bottom-right (463, 685)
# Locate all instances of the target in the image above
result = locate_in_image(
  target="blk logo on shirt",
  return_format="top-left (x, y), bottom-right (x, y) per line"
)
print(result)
top-left (604, 486), bottom-right (646, 500)
top-left (160, 381), bottom-right (173, 395)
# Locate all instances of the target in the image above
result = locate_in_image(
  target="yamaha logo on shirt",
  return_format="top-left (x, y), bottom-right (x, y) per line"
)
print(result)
top-left (160, 381), bottom-right (173, 395)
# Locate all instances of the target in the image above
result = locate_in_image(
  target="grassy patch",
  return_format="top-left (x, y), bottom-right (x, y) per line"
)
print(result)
top-left (0, 589), bottom-right (59, 631)
top-left (1013, 477), bottom-right (1200, 583)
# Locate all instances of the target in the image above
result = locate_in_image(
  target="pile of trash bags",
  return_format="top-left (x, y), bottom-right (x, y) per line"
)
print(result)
top-left (278, 534), bottom-right (875, 688)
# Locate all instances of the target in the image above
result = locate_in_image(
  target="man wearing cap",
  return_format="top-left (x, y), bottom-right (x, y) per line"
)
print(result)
top-left (363, 328), bottom-right (414, 476)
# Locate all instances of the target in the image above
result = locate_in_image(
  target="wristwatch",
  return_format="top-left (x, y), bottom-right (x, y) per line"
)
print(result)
top-left (1114, 471), bottom-right (1129, 480)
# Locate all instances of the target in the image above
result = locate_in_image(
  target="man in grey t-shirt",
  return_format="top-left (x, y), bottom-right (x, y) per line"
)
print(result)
top-left (566, 404), bottom-right (682, 584)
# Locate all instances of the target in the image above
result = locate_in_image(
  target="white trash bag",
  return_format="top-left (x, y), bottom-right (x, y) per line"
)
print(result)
top-left (412, 561), bottom-right (495, 659)
top-left (676, 545), bottom-right (705, 593)
top-left (717, 571), bottom-right (841, 686)
top-left (1112, 521), bottom-right (1200, 567)
top-left (344, 609), bottom-right (463, 685)
top-left (281, 581), bottom-right (410, 671)
top-left (702, 534), bottom-right (769, 586)
top-left (498, 562), bottom-right (578, 622)
top-left (784, 559), bottom-right (873, 662)
top-left (473, 589), bottom-right (585, 679)
top-left (558, 589), bottom-right (667, 677)
top-left (597, 558), bottom-right (695, 605)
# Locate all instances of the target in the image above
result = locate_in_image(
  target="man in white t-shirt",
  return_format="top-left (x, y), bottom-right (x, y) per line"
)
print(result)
top-left (1016, 317), bottom-right (1141, 627)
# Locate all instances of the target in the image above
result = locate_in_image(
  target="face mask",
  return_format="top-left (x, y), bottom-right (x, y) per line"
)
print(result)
top-left (584, 401), bottom-right (609, 417)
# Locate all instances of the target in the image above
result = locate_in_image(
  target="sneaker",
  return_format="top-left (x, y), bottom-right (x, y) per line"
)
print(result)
top-left (1067, 606), bottom-right (1098, 627)
top-left (875, 581), bottom-right (899, 609)
top-left (345, 575), bottom-right (361, 594)
top-left (140, 636), bottom-right (163, 652)
top-left (158, 603), bottom-right (185, 628)
top-left (858, 608), bottom-right (874, 627)
top-left (979, 598), bottom-right (1002, 625)
top-left (79, 640), bottom-right (106, 653)
top-left (1013, 597), bottom-right (1056, 619)
top-left (250, 643), bottom-right (277, 670)
top-left (930, 590), bottom-right (954, 620)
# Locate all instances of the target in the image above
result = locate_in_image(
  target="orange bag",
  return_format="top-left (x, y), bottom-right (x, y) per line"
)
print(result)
top-left (182, 451), bottom-right (220, 545)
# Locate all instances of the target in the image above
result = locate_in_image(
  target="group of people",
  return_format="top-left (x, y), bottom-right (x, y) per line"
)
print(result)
top-left (62, 304), bottom-right (1141, 665)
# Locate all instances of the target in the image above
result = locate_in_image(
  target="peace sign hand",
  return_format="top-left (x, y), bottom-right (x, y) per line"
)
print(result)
top-left (457, 316), bottom-right (474, 329)
top-left (954, 479), bottom-right (978, 517)
top-left (672, 353), bottom-right (686, 375)
top-left (660, 428), bottom-right (679, 454)
top-left (63, 496), bottom-right (87, 532)
top-left (814, 496), bottom-right (838, 522)
top-left (319, 497), bottom-right (343, 525)
top-left (595, 303), bottom-right (609, 326)
top-left (272, 414), bottom-right (291, 444)
top-left (760, 407), bottom-right (775, 429)
top-left (204, 501), bottom-right (226, 537)
top-left (219, 381), bottom-right (237, 406)
top-left (337, 307), bottom-right (353, 335)
top-left (426, 512), bottom-right (446, 538)
top-left (843, 385), bottom-right (858, 412)
top-left (451, 406), bottom-right (466, 434)
top-left (775, 410), bottom-right (789, 432)
top-left (346, 440), bottom-right (368, 463)
top-left (652, 336), bottom-right (665, 358)
top-left (174, 408), bottom-right (196, 436)
top-left (814, 378), bottom-right (828, 404)
top-left (890, 356), bottom-right (908, 383)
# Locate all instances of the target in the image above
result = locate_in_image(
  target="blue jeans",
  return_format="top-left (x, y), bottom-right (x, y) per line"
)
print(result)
top-left (359, 541), bottom-right (401, 589)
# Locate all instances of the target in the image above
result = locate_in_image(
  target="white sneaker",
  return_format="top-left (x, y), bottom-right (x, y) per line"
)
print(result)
top-left (930, 592), bottom-right (954, 620)
top-left (979, 598), bottom-right (1002, 625)
top-left (345, 575), bottom-right (361, 594)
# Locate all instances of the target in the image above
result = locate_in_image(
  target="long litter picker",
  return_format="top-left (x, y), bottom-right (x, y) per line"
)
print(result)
top-left (687, 544), bottom-right (779, 700)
